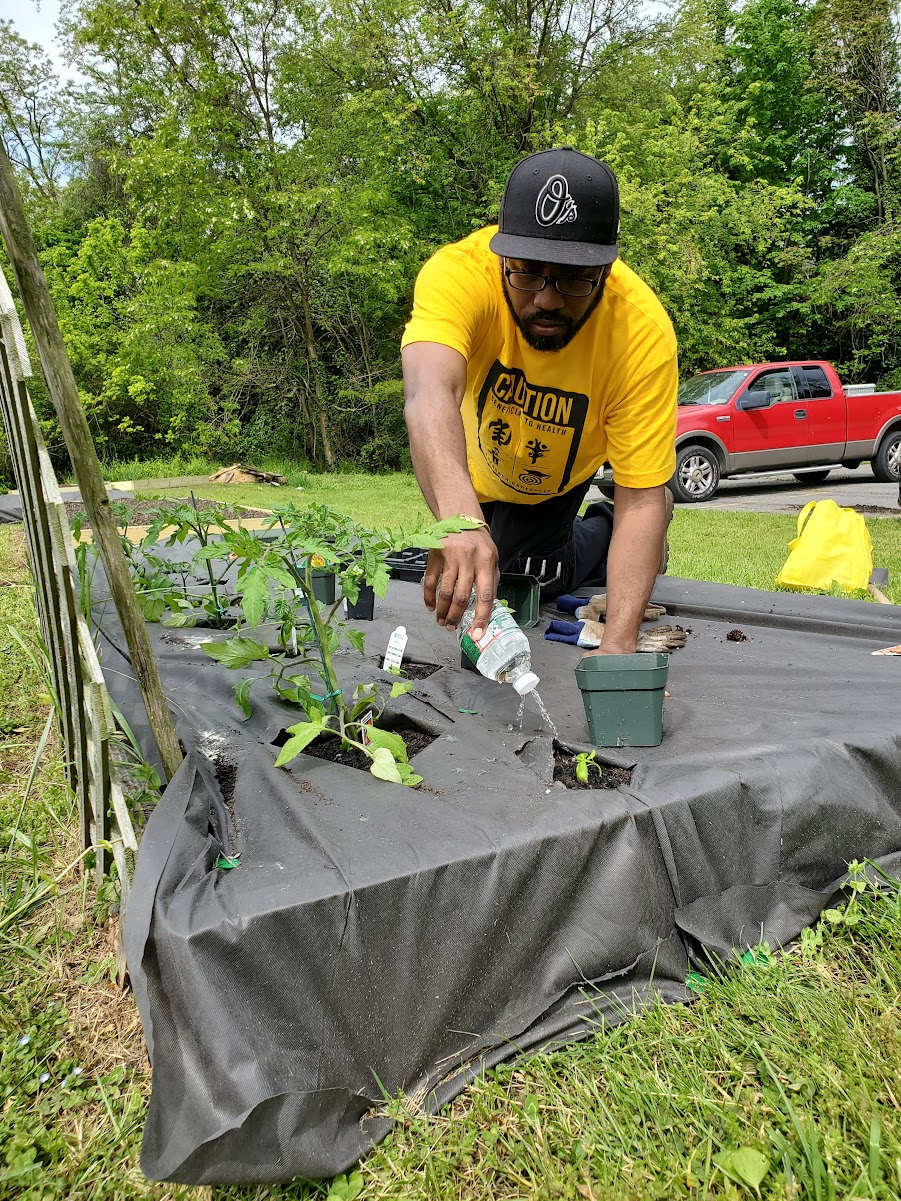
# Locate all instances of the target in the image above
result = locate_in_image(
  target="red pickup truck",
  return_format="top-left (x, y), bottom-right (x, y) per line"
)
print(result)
top-left (656, 360), bottom-right (901, 502)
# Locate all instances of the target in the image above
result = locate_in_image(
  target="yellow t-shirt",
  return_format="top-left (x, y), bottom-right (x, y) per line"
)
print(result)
top-left (401, 226), bottom-right (678, 504)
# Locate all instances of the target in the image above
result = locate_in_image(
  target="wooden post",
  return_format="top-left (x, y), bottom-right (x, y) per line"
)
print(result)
top-left (0, 143), bottom-right (183, 781)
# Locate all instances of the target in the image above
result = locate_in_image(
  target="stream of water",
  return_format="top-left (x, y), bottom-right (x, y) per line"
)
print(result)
top-left (530, 689), bottom-right (559, 738)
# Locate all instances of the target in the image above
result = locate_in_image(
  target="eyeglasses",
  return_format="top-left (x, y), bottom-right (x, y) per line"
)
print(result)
top-left (503, 266), bottom-right (602, 298)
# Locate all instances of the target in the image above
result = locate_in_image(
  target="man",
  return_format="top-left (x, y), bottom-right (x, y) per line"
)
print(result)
top-left (402, 147), bottom-right (677, 651)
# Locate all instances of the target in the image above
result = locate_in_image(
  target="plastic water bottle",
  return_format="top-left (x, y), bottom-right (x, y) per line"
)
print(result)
top-left (459, 594), bottom-right (540, 695)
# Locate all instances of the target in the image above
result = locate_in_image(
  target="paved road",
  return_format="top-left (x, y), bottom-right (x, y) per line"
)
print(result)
top-left (589, 467), bottom-right (901, 516)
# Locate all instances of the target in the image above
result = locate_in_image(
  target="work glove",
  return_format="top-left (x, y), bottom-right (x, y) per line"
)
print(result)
top-left (548, 620), bottom-right (687, 653)
top-left (556, 594), bottom-right (668, 622)
top-left (636, 625), bottom-right (687, 653)
top-left (544, 619), bottom-right (603, 649)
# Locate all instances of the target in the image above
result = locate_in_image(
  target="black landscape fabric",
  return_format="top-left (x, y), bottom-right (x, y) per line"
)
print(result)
top-left (96, 565), bottom-right (901, 1185)
top-left (0, 485), bottom-right (131, 524)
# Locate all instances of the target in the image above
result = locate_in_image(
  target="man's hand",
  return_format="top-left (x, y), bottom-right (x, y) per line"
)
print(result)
top-left (423, 527), bottom-right (499, 638)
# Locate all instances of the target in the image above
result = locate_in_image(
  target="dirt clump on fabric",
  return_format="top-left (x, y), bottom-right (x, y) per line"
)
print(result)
top-left (726, 628), bottom-right (749, 642)
top-left (791, 502), bottom-right (899, 517)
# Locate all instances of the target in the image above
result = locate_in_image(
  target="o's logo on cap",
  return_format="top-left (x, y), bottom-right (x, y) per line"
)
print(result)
top-left (535, 175), bottom-right (578, 227)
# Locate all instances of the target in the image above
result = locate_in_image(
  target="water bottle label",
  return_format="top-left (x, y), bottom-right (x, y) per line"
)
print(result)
top-left (461, 605), bottom-right (519, 665)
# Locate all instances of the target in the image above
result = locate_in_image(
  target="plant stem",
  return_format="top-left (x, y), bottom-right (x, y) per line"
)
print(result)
top-left (324, 597), bottom-right (345, 625)
top-left (190, 491), bottom-right (225, 625)
top-left (276, 515), bottom-right (343, 719)
top-left (303, 558), bottom-right (343, 720)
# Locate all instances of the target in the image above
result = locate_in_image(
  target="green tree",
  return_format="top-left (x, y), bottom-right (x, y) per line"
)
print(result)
top-left (0, 21), bottom-right (68, 203)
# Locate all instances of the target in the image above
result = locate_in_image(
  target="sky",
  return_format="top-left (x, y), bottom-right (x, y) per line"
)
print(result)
top-left (0, 0), bottom-right (83, 81)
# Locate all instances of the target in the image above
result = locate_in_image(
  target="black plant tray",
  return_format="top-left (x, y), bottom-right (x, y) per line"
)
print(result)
top-left (384, 547), bottom-right (430, 581)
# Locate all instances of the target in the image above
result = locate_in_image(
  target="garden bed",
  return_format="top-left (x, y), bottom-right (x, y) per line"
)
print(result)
top-left (86, 542), bottom-right (901, 1185)
top-left (65, 496), bottom-right (272, 527)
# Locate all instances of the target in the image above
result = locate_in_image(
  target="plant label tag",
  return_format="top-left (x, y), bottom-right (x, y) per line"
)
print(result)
top-left (383, 625), bottom-right (407, 672)
top-left (360, 709), bottom-right (375, 746)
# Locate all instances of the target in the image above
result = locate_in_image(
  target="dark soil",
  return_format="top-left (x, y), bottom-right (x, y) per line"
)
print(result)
top-left (726, 628), bottom-right (749, 642)
top-left (293, 728), bottom-right (437, 772)
top-left (66, 497), bottom-right (271, 528)
top-left (553, 747), bottom-right (632, 791)
top-left (214, 756), bottom-right (239, 843)
top-left (401, 663), bottom-right (441, 679)
top-left (159, 632), bottom-right (194, 647)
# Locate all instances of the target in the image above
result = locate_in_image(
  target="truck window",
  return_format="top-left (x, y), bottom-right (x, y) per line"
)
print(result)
top-left (747, 368), bottom-right (796, 404)
top-left (792, 365), bottom-right (833, 399)
top-left (677, 369), bottom-right (751, 405)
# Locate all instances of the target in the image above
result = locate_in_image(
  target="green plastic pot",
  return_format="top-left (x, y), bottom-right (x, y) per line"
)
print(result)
top-left (310, 569), bottom-right (336, 605)
top-left (574, 652), bottom-right (669, 747)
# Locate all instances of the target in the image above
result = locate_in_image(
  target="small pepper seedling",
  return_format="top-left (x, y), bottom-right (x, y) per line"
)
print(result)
top-left (574, 749), bottom-right (602, 785)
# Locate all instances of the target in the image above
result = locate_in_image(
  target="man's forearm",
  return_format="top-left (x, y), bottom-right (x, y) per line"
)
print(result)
top-left (599, 487), bottom-right (667, 653)
top-left (405, 393), bottom-right (483, 521)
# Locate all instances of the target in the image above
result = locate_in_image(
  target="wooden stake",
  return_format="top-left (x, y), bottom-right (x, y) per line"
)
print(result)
top-left (0, 143), bottom-right (183, 781)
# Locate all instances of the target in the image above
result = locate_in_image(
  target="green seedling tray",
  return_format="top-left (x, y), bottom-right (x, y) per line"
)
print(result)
top-left (574, 652), bottom-right (668, 747)
top-left (496, 573), bottom-right (540, 628)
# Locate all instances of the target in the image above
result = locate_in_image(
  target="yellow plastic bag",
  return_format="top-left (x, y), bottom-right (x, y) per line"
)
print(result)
top-left (776, 499), bottom-right (873, 593)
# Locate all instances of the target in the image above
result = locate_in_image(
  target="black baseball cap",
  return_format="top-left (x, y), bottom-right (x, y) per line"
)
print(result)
top-left (489, 147), bottom-right (620, 267)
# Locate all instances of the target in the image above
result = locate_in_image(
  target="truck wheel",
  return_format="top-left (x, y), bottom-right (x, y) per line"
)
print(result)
top-left (872, 430), bottom-right (901, 482)
top-left (671, 444), bottom-right (720, 503)
top-left (793, 469), bottom-right (831, 484)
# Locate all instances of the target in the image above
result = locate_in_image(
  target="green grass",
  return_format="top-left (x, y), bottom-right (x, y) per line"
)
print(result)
top-left (667, 508), bottom-right (901, 605)
top-left (137, 471), bottom-right (431, 530)
top-left (61, 452), bottom-right (313, 486)
top-left (138, 475), bottom-right (901, 604)
top-left (3, 478), bottom-right (901, 1201)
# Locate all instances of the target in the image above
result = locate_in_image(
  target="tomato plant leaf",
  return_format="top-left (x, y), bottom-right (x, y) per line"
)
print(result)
top-left (240, 567), bottom-right (271, 626)
top-left (234, 678), bottom-right (254, 719)
top-left (346, 629), bottom-right (366, 654)
top-left (274, 720), bottom-right (325, 767)
top-left (371, 564), bottom-right (391, 598)
top-left (201, 636), bottom-right (270, 669)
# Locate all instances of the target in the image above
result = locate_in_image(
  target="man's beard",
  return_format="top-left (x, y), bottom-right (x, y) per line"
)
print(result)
top-left (502, 278), bottom-right (606, 351)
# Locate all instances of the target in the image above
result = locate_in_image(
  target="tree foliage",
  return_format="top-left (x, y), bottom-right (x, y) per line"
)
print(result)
top-left (0, 0), bottom-right (898, 474)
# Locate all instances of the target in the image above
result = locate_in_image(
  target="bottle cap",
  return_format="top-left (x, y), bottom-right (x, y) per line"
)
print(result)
top-left (511, 670), bottom-right (540, 696)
